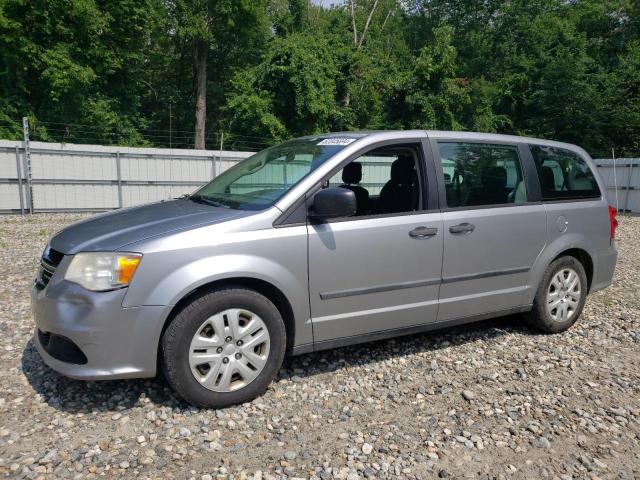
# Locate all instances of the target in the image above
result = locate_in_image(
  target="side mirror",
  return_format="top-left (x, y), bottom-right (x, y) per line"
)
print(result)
top-left (309, 187), bottom-right (357, 220)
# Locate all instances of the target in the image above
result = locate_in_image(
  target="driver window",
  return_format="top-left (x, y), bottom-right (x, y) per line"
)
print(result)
top-left (326, 144), bottom-right (423, 217)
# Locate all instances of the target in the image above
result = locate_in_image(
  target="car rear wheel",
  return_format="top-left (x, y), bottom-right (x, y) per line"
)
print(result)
top-left (161, 287), bottom-right (286, 408)
top-left (527, 256), bottom-right (588, 333)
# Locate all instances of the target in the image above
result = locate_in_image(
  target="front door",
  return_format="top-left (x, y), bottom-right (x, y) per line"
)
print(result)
top-left (307, 141), bottom-right (444, 342)
top-left (433, 140), bottom-right (547, 320)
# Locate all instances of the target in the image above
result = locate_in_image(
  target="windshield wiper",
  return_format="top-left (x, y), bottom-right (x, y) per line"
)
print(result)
top-left (189, 194), bottom-right (229, 208)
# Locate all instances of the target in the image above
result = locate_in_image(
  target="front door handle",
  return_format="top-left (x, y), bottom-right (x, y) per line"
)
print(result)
top-left (409, 226), bottom-right (438, 239)
top-left (449, 223), bottom-right (475, 234)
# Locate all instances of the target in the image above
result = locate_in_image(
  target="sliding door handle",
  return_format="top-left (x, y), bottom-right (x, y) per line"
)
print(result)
top-left (449, 223), bottom-right (475, 234)
top-left (409, 226), bottom-right (438, 239)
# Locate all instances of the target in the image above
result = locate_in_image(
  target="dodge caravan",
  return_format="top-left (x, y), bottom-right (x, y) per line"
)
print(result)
top-left (31, 131), bottom-right (618, 407)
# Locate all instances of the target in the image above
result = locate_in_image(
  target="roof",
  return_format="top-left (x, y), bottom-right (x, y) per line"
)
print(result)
top-left (425, 130), bottom-right (584, 152)
top-left (303, 130), bottom-right (589, 157)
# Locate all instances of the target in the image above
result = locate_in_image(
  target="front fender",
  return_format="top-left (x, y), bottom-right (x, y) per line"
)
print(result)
top-left (122, 224), bottom-right (312, 347)
top-left (139, 254), bottom-right (305, 308)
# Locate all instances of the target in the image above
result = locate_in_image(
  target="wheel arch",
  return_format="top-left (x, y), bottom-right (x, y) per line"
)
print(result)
top-left (159, 277), bottom-right (297, 359)
top-left (552, 247), bottom-right (594, 292)
top-left (529, 233), bottom-right (597, 303)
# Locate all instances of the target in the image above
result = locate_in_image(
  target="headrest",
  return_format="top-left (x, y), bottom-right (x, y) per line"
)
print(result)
top-left (342, 162), bottom-right (362, 184)
top-left (483, 166), bottom-right (507, 188)
top-left (540, 166), bottom-right (555, 190)
top-left (390, 156), bottom-right (414, 184)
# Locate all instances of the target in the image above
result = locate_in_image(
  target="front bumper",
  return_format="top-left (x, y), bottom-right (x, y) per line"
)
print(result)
top-left (31, 279), bottom-right (170, 380)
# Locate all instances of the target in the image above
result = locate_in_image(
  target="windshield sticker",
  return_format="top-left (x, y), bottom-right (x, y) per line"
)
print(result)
top-left (317, 138), bottom-right (357, 146)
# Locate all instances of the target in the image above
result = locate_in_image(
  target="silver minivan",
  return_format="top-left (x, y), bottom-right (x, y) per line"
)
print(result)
top-left (31, 131), bottom-right (618, 407)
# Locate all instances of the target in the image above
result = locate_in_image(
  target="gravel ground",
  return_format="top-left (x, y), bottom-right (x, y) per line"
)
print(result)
top-left (0, 213), bottom-right (638, 480)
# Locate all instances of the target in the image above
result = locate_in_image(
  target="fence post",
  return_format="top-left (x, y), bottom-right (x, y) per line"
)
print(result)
top-left (116, 152), bottom-right (123, 208)
top-left (14, 146), bottom-right (24, 214)
top-left (217, 132), bottom-right (224, 178)
top-left (624, 162), bottom-right (633, 212)
top-left (22, 117), bottom-right (34, 213)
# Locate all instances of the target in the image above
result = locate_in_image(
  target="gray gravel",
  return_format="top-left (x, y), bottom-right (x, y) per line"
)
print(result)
top-left (0, 213), bottom-right (639, 480)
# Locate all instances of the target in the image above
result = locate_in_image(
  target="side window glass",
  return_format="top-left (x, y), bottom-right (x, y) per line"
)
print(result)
top-left (437, 142), bottom-right (527, 208)
top-left (326, 144), bottom-right (423, 217)
top-left (529, 145), bottom-right (601, 200)
top-left (327, 154), bottom-right (394, 197)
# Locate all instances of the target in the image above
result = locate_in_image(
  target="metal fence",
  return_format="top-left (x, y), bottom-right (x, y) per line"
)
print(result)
top-left (594, 158), bottom-right (640, 213)
top-left (0, 140), bottom-right (253, 213)
top-left (1, 139), bottom-right (638, 214)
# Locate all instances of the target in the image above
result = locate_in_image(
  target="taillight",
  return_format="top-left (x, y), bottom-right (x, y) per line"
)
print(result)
top-left (608, 205), bottom-right (618, 239)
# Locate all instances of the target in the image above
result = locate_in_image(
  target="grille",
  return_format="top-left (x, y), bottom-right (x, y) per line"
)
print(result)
top-left (35, 247), bottom-right (64, 290)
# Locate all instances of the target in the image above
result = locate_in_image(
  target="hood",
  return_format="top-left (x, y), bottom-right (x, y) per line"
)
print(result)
top-left (49, 198), bottom-right (254, 254)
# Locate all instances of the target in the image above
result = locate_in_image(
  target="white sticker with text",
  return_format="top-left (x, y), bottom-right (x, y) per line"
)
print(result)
top-left (317, 138), bottom-right (357, 146)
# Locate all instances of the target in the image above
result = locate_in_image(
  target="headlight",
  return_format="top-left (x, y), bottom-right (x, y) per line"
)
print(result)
top-left (65, 252), bottom-right (142, 291)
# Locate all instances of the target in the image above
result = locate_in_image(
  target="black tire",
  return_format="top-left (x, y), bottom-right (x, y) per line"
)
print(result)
top-left (161, 287), bottom-right (286, 408)
top-left (526, 255), bottom-right (588, 333)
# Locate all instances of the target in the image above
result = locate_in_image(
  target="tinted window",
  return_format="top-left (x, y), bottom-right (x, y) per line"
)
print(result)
top-left (529, 145), bottom-right (601, 200)
top-left (438, 142), bottom-right (527, 208)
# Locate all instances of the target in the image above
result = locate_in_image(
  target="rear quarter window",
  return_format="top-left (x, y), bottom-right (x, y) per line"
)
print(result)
top-left (529, 145), bottom-right (601, 201)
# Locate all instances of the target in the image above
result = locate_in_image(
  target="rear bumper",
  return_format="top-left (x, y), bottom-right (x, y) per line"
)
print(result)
top-left (591, 245), bottom-right (618, 293)
top-left (31, 280), bottom-right (170, 380)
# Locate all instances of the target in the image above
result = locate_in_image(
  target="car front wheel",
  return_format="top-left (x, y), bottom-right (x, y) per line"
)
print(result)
top-left (161, 287), bottom-right (286, 408)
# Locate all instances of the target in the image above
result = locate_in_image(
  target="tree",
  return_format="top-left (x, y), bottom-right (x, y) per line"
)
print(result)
top-left (1, 0), bottom-right (639, 156)
top-left (604, 41), bottom-right (640, 155)
top-left (396, 25), bottom-right (470, 130)
top-left (168, 0), bottom-right (267, 149)
top-left (484, 3), bottom-right (605, 151)
top-left (225, 33), bottom-right (339, 139)
top-left (0, 0), bottom-right (168, 144)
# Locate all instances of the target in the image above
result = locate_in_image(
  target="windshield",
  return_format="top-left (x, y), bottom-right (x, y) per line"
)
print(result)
top-left (191, 137), bottom-right (356, 210)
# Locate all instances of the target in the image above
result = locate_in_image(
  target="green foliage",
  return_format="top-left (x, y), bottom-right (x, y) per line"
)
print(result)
top-left (605, 41), bottom-right (640, 155)
top-left (0, 0), bottom-right (638, 155)
top-left (226, 33), bottom-right (339, 138)
top-left (400, 25), bottom-right (470, 130)
top-left (225, 79), bottom-right (288, 142)
top-left (0, 0), bottom-right (167, 144)
top-left (490, 5), bottom-right (602, 147)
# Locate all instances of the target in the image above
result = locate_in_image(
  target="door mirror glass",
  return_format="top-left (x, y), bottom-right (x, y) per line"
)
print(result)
top-left (309, 187), bottom-right (357, 220)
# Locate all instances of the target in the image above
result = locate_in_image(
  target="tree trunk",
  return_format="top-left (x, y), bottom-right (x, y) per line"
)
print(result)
top-left (193, 38), bottom-right (207, 150)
